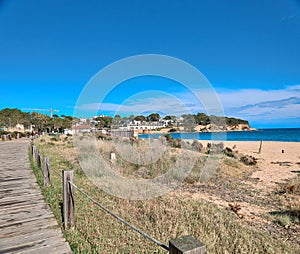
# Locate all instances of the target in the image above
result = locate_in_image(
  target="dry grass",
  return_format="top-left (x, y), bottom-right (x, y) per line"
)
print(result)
top-left (273, 176), bottom-right (300, 228)
top-left (31, 135), bottom-right (300, 253)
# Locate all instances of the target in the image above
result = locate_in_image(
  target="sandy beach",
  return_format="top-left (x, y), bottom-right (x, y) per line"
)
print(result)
top-left (200, 140), bottom-right (300, 190)
top-left (178, 140), bottom-right (300, 231)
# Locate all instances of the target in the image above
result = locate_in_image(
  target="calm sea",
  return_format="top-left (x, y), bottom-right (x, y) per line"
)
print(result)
top-left (139, 128), bottom-right (300, 142)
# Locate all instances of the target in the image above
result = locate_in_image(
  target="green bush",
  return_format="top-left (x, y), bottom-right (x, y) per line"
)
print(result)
top-left (164, 134), bottom-right (173, 142)
top-left (0, 130), bottom-right (10, 135)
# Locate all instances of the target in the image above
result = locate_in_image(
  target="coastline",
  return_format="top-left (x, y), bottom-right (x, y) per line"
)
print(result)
top-left (148, 125), bottom-right (255, 134)
top-left (140, 128), bottom-right (300, 142)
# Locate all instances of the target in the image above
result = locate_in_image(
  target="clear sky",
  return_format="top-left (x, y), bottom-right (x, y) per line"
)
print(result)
top-left (0, 0), bottom-right (300, 128)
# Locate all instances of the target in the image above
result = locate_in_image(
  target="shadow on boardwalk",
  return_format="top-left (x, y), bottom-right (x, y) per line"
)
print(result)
top-left (0, 139), bottom-right (72, 254)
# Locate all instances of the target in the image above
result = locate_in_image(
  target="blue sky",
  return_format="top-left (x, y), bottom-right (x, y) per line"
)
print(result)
top-left (0, 0), bottom-right (300, 128)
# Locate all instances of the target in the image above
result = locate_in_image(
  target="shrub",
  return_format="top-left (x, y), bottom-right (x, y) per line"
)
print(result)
top-left (191, 140), bottom-right (203, 152)
top-left (164, 134), bottom-right (173, 142)
top-left (170, 138), bottom-right (182, 148)
top-left (273, 214), bottom-right (292, 227)
top-left (0, 130), bottom-right (10, 135)
top-left (206, 142), bottom-right (224, 154)
top-left (224, 147), bottom-right (235, 158)
top-left (240, 155), bottom-right (257, 165)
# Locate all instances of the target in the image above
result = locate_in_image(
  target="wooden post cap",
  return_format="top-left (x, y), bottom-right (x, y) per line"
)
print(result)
top-left (169, 235), bottom-right (206, 254)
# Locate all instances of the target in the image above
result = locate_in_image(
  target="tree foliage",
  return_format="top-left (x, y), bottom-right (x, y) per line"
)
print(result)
top-left (134, 115), bottom-right (146, 121)
top-left (0, 108), bottom-right (31, 128)
top-left (0, 108), bottom-right (73, 133)
top-left (147, 113), bottom-right (160, 121)
top-left (0, 108), bottom-right (250, 134)
top-left (94, 116), bottom-right (112, 128)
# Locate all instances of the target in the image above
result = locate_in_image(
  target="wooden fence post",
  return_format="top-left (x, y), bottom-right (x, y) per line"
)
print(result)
top-left (30, 140), bottom-right (34, 155)
top-left (258, 140), bottom-right (262, 154)
top-left (62, 170), bottom-right (74, 229)
top-left (32, 145), bottom-right (37, 159)
top-left (36, 151), bottom-right (41, 168)
top-left (43, 156), bottom-right (50, 186)
top-left (169, 235), bottom-right (206, 254)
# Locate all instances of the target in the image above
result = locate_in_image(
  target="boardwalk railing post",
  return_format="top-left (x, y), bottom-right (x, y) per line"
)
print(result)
top-left (43, 156), bottom-right (50, 186)
top-left (62, 170), bottom-right (74, 229)
top-left (32, 145), bottom-right (37, 160)
top-left (169, 235), bottom-right (206, 254)
top-left (30, 140), bottom-right (34, 155)
top-left (36, 151), bottom-right (41, 168)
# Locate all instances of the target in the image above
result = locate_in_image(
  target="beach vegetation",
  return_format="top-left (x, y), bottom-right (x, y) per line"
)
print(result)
top-left (240, 155), bottom-right (257, 165)
top-left (30, 135), bottom-right (299, 253)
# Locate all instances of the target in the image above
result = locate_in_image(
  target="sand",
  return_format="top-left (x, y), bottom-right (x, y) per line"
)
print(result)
top-left (178, 140), bottom-right (300, 225)
top-left (200, 140), bottom-right (300, 191)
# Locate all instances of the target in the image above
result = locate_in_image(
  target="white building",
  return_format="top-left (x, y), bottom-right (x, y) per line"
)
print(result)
top-left (71, 124), bottom-right (91, 134)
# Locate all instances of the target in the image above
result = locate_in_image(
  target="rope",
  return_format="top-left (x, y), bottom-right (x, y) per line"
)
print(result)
top-left (51, 168), bottom-right (62, 178)
top-left (68, 181), bottom-right (169, 251)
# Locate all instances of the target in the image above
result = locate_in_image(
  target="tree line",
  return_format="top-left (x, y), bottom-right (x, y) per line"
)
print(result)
top-left (0, 108), bottom-right (249, 133)
top-left (0, 108), bottom-right (75, 133)
top-left (96, 112), bottom-right (249, 129)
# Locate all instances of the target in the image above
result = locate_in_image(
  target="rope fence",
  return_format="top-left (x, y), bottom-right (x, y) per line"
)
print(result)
top-left (29, 140), bottom-right (206, 254)
top-left (69, 180), bottom-right (169, 251)
top-left (50, 167), bottom-right (62, 178)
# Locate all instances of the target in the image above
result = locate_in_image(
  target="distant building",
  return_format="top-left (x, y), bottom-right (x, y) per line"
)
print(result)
top-left (15, 123), bottom-right (25, 131)
top-left (115, 120), bottom-right (167, 133)
top-left (80, 118), bottom-right (88, 123)
top-left (4, 123), bottom-right (32, 133)
top-left (71, 124), bottom-right (91, 134)
top-left (64, 129), bottom-right (73, 135)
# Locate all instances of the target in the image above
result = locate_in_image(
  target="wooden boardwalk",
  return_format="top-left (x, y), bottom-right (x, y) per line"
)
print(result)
top-left (0, 140), bottom-right (72, 254)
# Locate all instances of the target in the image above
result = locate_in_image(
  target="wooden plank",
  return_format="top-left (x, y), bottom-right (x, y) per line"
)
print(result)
top-left (0, 192), bottom-right (45, 201)
top-left (0, 219), bottom-right (59, 238)
top-left (0, 208), bottom-right (55, 223)
top-left (0, 213), bottom-right (57, 229)
top-left (0, 140), bottom-right (72, 253)
top-left (0, 201), bottom-right (50, 211)
top-left (0, 197), bottom-right (47, 207)
top-left (0, 217), bottom-right (59, 237)
top-left (0, 200), bottom-right (48, 210)
top-left (0, 228), bottom-right (63, 249)
top-left (0, 187), bottom-right (40, 196)
top-left (0, 234), bottom-right (69, 254)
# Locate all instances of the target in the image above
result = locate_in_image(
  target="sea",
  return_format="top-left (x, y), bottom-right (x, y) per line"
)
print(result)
top-left (139, 128), bottom-right (300, 142)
